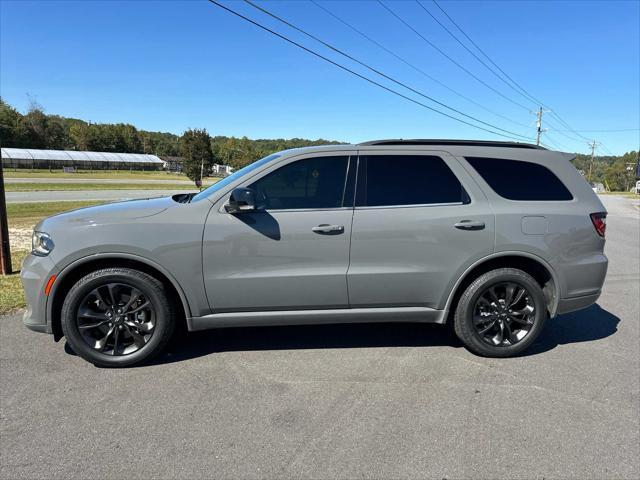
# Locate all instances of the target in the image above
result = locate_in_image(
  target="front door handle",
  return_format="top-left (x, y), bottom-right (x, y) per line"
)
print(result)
top-left (454, 220), bottom-right (485, 230)
top-left (312, 224), bottom-right (345, 234)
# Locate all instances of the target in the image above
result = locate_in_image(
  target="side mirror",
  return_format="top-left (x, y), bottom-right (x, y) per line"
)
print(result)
top-left (225, 187), bottom-right (257, 213)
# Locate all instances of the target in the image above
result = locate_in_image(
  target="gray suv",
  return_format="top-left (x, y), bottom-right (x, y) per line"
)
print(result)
top-left (22, 140), bottom-right (608, 367)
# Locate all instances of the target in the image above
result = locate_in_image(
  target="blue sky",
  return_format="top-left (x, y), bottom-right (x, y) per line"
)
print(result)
top-left (1, 0), bottom-right (638, 155)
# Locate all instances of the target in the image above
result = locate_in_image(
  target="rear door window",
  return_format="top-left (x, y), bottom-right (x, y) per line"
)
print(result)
top-left (356, 155), bottom-right (468, 207)
top-left (465, 156), bottom-right (573, 201)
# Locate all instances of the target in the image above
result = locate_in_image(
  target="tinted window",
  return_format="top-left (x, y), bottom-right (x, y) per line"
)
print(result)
top-left (357, 155), bottom-right (467, 207)
top-left (249, 156), bottom-right (349, 210)
top-left (465, 157), bottom-right (573, 201)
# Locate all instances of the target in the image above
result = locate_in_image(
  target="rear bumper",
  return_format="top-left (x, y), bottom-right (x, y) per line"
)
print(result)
top-left (556, 291), bottom-right (601, 315)
top-left (561, 253), bottom-right (608, 298)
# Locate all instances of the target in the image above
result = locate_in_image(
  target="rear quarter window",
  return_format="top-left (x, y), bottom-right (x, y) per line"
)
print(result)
top-left (465, 156), bottom-right (573, 201)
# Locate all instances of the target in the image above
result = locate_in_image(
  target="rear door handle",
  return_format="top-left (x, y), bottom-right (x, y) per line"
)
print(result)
top-left (454, 220), bottom-right (485, 230)
top-left (312, 224), bottom-right (345, 234)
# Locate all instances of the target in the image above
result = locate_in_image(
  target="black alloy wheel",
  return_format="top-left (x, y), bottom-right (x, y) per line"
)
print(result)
top-left (61, 268), bottom-right (175, 367)
top-left (472, 282), bottom-right (535, 347)
top-left (76, 283), bottom-right (156, 356)
top-left (453, 268), bottom-right (547, 357)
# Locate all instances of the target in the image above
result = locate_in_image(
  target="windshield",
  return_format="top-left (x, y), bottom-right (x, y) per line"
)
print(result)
top-left (191, 153), bottom-right (282, 202)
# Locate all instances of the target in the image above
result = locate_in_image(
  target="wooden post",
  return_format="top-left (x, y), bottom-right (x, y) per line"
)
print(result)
top-left (0, 158), bottom-right (12, 275)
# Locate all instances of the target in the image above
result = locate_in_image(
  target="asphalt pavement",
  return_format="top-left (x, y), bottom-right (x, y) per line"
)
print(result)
top-left (1, 195), bottom-right (638, 479)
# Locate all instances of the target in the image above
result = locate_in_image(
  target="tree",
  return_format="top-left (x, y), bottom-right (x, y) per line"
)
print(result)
top-left (604, 159), bottom-right (634, 192)
top-left (180, 128), bottom-right (214, 183)
top-left (0, 98), bottom-right (23, 147)
top-left (69, 122), bottom-right (93, 150)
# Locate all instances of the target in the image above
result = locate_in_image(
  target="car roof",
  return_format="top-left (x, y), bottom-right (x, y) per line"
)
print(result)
top-left (357, 139), bottom-right (546, 149)
top-left (277, 139), bottom-right (556, 158)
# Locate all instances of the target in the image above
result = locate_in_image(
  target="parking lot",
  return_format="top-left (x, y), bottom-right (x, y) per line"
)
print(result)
top-left (1, 194), bottom-right (638, 479)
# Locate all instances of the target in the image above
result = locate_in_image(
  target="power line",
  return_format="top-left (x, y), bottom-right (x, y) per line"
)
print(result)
top-left (206, 0), bottom-right (532, 141)
top-left (543, 117), bottom-right (588, 144)
top-left (430, 0), bottom-right (600, 148)
top-left (415, 0), bottom-right (536, 108)
top-left (244, 0), bottom-right (532, 140)
top-left (541, 136), bottom-right (562, 151)
top-left (309, 0), bottom-right (532, 130)
top-left (549, 128), bottom-right (640, 133)
top-left (599, 143), bottom-right (616, 156)
top-left (375, 0), bottom-right (532, 111)
top-left (549, 112), bottom-right (592, 142)
top-left (430, 0), bottom-right (544, 107)
top-left (542, 132), bottom-right (571, 151)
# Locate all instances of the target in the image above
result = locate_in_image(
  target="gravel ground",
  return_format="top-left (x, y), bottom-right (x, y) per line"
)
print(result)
top-left (1, 195), bottom-right (638, 480)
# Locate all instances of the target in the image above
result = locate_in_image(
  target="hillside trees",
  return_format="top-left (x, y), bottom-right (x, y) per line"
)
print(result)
top-left (1, 99), bottom-right (336, 165)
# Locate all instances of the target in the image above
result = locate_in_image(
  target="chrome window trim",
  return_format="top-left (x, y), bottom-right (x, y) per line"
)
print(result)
top-left (354, 201), bottom-right (466, 211)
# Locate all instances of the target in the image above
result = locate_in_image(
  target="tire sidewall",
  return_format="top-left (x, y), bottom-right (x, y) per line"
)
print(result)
top-left (455, 269), bottom-right (547, 357)
top-left (61, 270), bottom-right (171, 367)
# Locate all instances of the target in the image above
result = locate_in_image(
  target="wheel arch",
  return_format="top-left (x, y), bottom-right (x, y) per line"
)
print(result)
top-left (443, 252), bottom-right (560, 324)
top-left (47, 253), bottom-right (191, 341)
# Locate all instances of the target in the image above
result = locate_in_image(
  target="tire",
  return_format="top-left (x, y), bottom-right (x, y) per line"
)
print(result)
top-left (453, 268), bottom-right (547, 357)
top-left (61, 268), bottom-right (175, 367)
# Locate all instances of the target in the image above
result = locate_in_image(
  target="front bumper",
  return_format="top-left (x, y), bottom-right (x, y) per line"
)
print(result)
top-left (20, 253), bottom-right (57, 334)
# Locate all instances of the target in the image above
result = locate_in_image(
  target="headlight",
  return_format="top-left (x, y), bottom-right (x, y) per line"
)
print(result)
top-left (32, 231), bottom-right (54, 256)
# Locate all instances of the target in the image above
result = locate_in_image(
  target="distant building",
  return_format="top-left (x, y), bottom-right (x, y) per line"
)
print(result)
top-left (158, 158), bottom-right (233, 176)
top-left (160, 156), bottom-right (183, 173)
top-left (1, 148), bottom-right (165, 171)
top-left (212, 163), bottom-right (233, 176)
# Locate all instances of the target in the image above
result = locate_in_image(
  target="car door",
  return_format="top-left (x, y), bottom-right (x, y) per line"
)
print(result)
top-left (202, 151), bottom-right (356, 312)
top-left (347, 150), bottom-right (495, 310)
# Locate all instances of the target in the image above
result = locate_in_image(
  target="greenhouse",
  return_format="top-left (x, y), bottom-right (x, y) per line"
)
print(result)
top-left (1, 148), bottom-right (166, 171)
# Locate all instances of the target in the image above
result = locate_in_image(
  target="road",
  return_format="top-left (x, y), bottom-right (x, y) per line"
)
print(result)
top-left (1, 195), bottom-right (638, 479)
top-left (6, 189), bottom-right (192, 203)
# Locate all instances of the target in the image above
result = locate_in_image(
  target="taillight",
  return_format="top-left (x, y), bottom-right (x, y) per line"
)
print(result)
top-left (590, 212), bottom-right (607, 238)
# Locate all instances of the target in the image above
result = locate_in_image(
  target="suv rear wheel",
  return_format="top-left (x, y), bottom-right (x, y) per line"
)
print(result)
top-left (453, 268), bottom-right (547, 357)
top-left (61, 268), bottom-right (175, 367)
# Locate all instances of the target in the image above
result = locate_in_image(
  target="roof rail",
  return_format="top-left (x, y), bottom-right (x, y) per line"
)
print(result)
top-left (357, 139), bottom-right (546, 150)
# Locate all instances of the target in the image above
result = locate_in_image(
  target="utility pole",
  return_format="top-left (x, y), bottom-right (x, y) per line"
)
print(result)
top-left (534, 107), bottom-right (549, 146)
top-left (200, 158), bottom-right (204, 191)
top-left (588, 140), bottom-right (599, 183)
top-left (0, 158), bottom-right (12, 275)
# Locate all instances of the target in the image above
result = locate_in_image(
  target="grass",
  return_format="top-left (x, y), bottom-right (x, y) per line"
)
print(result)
top-left (3, 169), bottom-right (187, 180)
top-left (7, 201), bottom-right (103, 229)
top-left (0, 250), bottom-right (28, 315)
top-left (5, 182), bottom-right (202, 192)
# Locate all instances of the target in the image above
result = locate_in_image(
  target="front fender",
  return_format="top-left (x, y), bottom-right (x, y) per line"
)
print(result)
top-left (45, 252), bottom-right (194, 340)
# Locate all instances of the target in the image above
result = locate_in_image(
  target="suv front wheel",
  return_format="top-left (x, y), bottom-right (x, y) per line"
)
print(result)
top-left (61, 268), bottom-right (175, 367)
top-left (453, 268), bottom-right (547, 357)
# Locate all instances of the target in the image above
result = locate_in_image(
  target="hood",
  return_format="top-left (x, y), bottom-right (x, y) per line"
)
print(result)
top-left (37, 196), bottom-right (177, 231)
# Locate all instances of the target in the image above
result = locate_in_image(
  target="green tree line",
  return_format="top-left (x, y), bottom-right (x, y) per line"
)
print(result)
top-left (0, 99), bottom-right (340, 173)
top-left (1, 98), bottom-right (636, 189)
top-left (0, 98), bottom-right (181, 156)
top-left (573, 151), bottom-right (639, 192)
